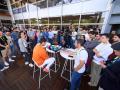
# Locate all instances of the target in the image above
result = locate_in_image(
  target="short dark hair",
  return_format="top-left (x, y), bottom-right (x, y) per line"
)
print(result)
top-left (88, 31), bottom-right (95, 35)
top-left (39, 37), bottom-right (47, 43)
top-left (113, 34), bottom-right (120, 38)
top-left (76, 39), bottom-right (85, 46)
top-left (100, 33), bottom-right (110, 38)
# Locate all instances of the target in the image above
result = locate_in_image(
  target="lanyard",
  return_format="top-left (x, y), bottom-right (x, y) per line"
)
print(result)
top-left (107, 57), bottom-right (120, 67)
top-left (112, 57), bottom-right (120, 63)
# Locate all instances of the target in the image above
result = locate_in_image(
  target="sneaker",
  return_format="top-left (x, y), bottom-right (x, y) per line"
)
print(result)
top-left (4, 66), bottom-right (9, 69)
top-left (4, 61), bottom-right (9, 66)
top-left (43, 68), bottom-right (49, 73)
top-left (88, 82), bottom-right (91, 86)
top-left (29, 63), bottom-right (34, 67)
top-left (12, 56), bottom-right (16, 58)
top-left (9, 58), bottom-right (15, 62)
top-left (25, 62), bottom-right (29, 65)
top-left (0, 66), bottom-right (9, 72)
top-left (88, 82), bottom-right (95, 87)
top-left (0, 68), bottom-right (5, 72)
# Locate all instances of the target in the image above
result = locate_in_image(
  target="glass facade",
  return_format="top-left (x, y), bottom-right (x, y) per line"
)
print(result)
top-left (9, 0), bottom-right (103, 28)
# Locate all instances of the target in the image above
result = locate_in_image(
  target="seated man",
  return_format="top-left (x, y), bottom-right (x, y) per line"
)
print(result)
top-left (32, 38), bottom-right (55, 72)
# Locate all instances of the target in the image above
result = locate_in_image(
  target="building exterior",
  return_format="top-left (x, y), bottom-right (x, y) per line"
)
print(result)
top-left (107, 0), bottom-right (120, 34)
top-left (6, 0), bottom-right (120, 33)
top-left (0, 0), bottom-right (12, 27)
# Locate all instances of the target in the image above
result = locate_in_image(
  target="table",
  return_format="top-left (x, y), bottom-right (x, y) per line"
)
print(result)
top-left (60, 49), bottom-right (75, 82)
top-left (46, 46), bottom-right (61, 72)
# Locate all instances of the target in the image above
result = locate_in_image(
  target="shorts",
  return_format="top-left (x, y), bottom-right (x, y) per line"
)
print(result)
top-left (1, 48), bottom-right (10, 58)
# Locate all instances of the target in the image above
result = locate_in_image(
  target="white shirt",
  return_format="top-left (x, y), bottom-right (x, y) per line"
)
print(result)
top-left (93, 43), bottom-right (113, 65)
top-left (71, 0), bottom-right (80, 3)
top-left (72, 31), bottom-right (77, 40)
top-left (52, 30), bottom-right (58, 35)
top-left (74, 47), bottom-right (88, 73)
top-left (48, 31), bottom-right (54, 39)
top-left (18, 38), bottom-right (28, 52)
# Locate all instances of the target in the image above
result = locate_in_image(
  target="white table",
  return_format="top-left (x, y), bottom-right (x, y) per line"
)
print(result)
top-left (60, 49), bottom-right (75, 82)
top-left (46, 46), bottom-right (61, 72)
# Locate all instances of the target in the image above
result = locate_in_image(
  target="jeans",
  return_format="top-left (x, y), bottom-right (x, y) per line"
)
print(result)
top-left (21, 52), bottom-right (30, 62)
top-left (71, 39), bottom-right (75, 49)
top-left (70, 71), bottom-right (83, 90)
top-left (0, 62), bottom-right (4, 69)
top-left (10, 45), bottom-right (15, 56)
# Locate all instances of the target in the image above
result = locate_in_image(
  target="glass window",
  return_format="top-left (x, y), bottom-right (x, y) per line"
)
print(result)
top-left (30, 18), bottom-right (37, 24)
top-left (15, 20), bottom-right (19, 24)
top-left (19, 20), bottom-right (24, 24)
top-left (11, 4), bottom-right (16, 9)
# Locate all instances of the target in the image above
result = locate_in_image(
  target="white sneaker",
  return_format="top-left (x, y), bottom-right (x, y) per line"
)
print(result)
top-left (12, 56), bottom-right (16, 58)
top-left (9, 58), bottom-right (15, 62)
top-left (4, 66), bottom-right (9, 69)
top-left (29, 63), bottom-right (34, 67)
top-left (0, 66), bottom-right (9, 72)
top-left (88, 82), bottom-right (96, 86)
top-left (88, 82), bottom-right (91, 86)
top-left (4, 61), bottom-right (9, 66)
top-left (0, 68), bottom-right (5, 72)
top-left (25, 62), bottom-right (29, 65)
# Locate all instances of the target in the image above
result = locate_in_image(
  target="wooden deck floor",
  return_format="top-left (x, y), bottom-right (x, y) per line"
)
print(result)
top-left (0, 55), bottom-right (97, 90)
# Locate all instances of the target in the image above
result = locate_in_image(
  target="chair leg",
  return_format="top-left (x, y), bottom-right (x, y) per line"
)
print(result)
top-left (64, 60), bottom-right (68, 70)
top-left (49, 70), bottom-right (51, 78)
top-left (61, 60), bottom-right (68, 77)
top-left (57, 54), bottom-right (60, 67)
top-left (33, 63), bottom-right (35, 78)
top-left (39, 68), bottom-right (41, 89)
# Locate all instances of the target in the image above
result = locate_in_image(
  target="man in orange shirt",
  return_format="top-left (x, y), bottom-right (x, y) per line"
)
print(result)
top-left (32, 38), bottom-right (55, 72)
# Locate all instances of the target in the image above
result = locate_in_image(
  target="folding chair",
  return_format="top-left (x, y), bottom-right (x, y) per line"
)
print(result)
top-left (33, 61), bottom-right (51, 89)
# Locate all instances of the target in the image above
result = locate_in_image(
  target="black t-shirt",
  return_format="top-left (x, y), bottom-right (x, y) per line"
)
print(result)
top-left (0, 36), bottom-right (8, 51)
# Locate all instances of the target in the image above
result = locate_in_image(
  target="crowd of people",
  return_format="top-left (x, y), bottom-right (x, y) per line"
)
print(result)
top-left (0, 25), bottom-right (120, 90)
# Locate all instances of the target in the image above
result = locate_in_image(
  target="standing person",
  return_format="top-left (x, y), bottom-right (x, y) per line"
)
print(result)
top-left (0, 31), bottom-right (11, 67)
top-left (43, 29), bottom-right (49, 41)
top-left (37, 30), bottom-right (43, 43)
top-left (95, 34), bottom-right (101, 41)
top-left (18, 32), bottom-right (33, 66)
top-left (112, 34), bottom-right (120, 43)
top-left (11, 27), bottom-right (20, 54)
top-left (52, 26), bottom-right (58, 35)
top-left (5, 31), bottom-right (15, 61)
top-left (48, 29), bottom-right (54, 44)
top-left (70, 39), bottom-right (88, 90)
top-left (84, 31), bottom-right (100, 73)
top-left (88, 34), bottom-right (113, 87)
top-left (99, 42), bottom-right (120, 90)
top-left (27, 28), bottom-right (36, 49)
top-left (64, 27), bottom-right (72, 48)
top-left (71, 28), bottom-right (77, 48)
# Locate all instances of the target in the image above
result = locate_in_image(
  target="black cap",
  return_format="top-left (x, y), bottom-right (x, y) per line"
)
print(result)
top-left (112, 42), bottom-right (120, 50)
